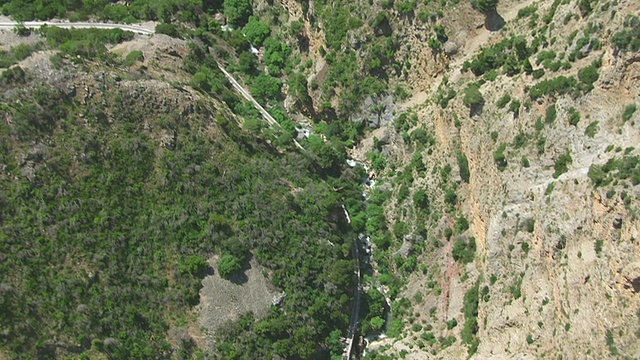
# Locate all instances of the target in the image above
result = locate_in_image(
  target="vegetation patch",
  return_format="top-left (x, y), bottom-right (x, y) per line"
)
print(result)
top-left (585, 121), bottom-right (599, 138)
top-left (529, 76), bottom-right (579, 100)
top-left (457, 153), bottom-right (471, 183)
top-left (553, 150), bottom-right (573, 178)
top-left (567, 107), bottom-right (581, 126)
top-left (494, 143), bottom-right (508, 171)
top-left (452, 237), bottom-right (477, 264)
top-left (622, 104), bottom-right (637, 122)
top-left (612, 15), bottom-right (640, 52)
top-left (588, 154), bottom-right (640, 187)
top-left (461, 281), bottom-right (480, 356)
top-left (0, 43), bottom-right (40, 68)
top-left (463, 36), bottom-right (533, 77)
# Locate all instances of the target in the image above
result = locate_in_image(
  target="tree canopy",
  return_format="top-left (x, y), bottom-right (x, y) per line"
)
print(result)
top-left (224, 0), bottom-right (252, 27)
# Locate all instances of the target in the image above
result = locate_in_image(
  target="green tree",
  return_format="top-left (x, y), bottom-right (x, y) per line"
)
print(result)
top-left (263, 37), bottom-right (291, 73)
top-left (461, 281), bottom-right (480, 355)
top-left (243, 16), bottom-right (270, 46)
top-left (413, 190), bottom-right (429, 212)
top-left (452, 237), bottom-right (476, 264)
top-left (308, 135), bottom-right (341, 170)
top-left (237, 51), bottom-right (258, 75)
top-left (370, 316), bottom-right (385, 331)
top-left (428, 38), bottom-right (442, 52)
top-left (287, 72), bottom-right (310, 105)
top-left (326, 329), bottom-right (343, 356)
top-left (250, 74), bottom-right (281, 103)
top-left (224, 0), bottom-right (252, 26)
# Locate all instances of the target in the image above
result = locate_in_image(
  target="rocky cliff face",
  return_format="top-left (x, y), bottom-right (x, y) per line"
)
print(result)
top-left (3, 0), bottom-right (638, 357)
top-left (339, 0), bottom-right (640, 357)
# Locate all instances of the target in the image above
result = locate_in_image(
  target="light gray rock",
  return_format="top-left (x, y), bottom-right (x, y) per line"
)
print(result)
top-left (444, 41), bottom-right (459, 56)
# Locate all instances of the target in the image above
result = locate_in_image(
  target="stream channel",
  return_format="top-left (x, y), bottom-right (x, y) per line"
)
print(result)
top-left (343, 159), bottom-right (393, 359)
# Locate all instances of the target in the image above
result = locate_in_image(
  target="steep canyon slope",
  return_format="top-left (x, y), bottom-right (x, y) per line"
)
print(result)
top-left (0, 0), bottom-right (639, 358)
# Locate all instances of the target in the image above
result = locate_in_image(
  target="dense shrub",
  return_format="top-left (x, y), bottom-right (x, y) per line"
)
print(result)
top-left (463, 36), bottom-right (532, 76)
top-left (612, 15), bottom-right (640, 52)
top-left (545, 104), bottom-right (557, 123)
top-left (588, 155), bottom-right (640, 187)
top-left (217, 254), bottom-right (242, 277)
top-left (517, 4), bottom-right (537, 19)
top-left (395, 1), bottom-right (416, 14)
top-left (155, 23), bottom-right (180, 38)
top-left (529, 76), bottom-right (578, 100)
top-left (508, 99), bottom-right (521, 116)
top-left (0, 65), bottom-right (26, 84)
top-left (452, 237), bottom-right (476, 264)
top-left (512, 131), bottom-right (527, 149)
top-left (40, 26), bottom-right (134, 60)
top-left (457, 153), bottom-right (470, 182)
top-left (553, 150), bottom-right (572, 178)
top-left (461, 281), bottom-right (480, 355)
top-left (437, 88), bottom-right (457, 108)
top-left (585, 121), bottom-right (599, 138)
top-left (578, 64), bottom-right (599, 88)
top-left (577, 0), bottom-right (597, 17)
top-left (463, 84), bottom-right (484, 110)
top-left (567, 107), bottom-right (580, 126)
top-left (413, 190), bottom-right (430, 212)
top-left (536, 50), bottom-right (556, 65)
top-left (179, 255), bottom-right (210, 276)
top-left (493, 143), bottom-right (507, 171)
top-left (496, 94), bottom-right (511, 108)
top-left (0, 43), bottom-right (38, 68)
top-left (124, 50), bottom-right (144, 66)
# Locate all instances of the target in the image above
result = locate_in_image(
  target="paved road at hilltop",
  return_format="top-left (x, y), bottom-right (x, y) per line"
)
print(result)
top-left (0, 20), bottom-right (303, 149)
top-left (0, 20), bottom-right (154, 34)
